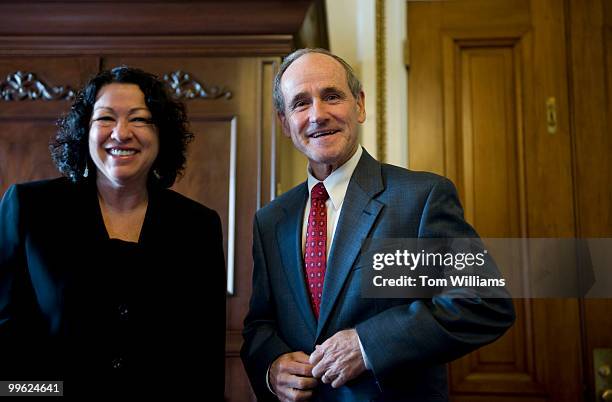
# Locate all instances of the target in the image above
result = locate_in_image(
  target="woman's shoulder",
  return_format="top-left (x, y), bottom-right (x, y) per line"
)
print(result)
top-left (7, 177), bottom-right (74, 201)
top-left (14, 176), bottom-right (70, 188)
top-left (1, 177), bottom-right (83, 231)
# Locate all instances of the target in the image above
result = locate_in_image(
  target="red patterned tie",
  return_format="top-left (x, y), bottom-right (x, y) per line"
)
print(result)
top-left (304, 182), bottom-right (329, 319)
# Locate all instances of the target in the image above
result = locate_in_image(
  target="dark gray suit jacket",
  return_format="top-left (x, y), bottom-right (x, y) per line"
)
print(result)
top-left (241, 150), bottom-right (514, 401)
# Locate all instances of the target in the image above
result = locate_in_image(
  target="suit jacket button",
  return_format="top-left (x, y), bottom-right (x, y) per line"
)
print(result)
top-left (112, 357), bottom-right (124, 369)
top-left (118, 304), bottom-right (129, 320)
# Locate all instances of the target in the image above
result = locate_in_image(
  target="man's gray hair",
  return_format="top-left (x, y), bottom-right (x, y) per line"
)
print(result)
top-left (272, 48), bottom-right (363, 114)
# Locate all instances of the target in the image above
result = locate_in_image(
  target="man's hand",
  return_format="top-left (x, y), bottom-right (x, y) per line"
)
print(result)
top-left (309, 329), bottom-right (366, 388)
top-left (270, 351), bottom-right (318, 401)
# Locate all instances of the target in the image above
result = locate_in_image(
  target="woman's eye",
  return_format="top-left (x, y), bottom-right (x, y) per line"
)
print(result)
top-left (130, 117), bottom-right (153, 126)
top-left (92, 116), bottom-right (115, 126)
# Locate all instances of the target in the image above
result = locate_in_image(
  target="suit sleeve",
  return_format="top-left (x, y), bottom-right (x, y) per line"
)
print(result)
top-left (240, 214), bottom-right (292, 401)
top-left (0, 185), bottom-right (28, 377)
top-left (355, 177), bottom-right (515, 383)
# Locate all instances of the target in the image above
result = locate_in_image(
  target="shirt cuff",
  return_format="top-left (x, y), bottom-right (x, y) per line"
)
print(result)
top-left (266, 365), bottom-right (278, 396)
top-left (357, 332), bottom-right (372, 370)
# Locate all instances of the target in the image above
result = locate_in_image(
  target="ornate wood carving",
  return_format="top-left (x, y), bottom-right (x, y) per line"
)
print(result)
top-left (162, 70), bottom-right (232, 100)
top-left (0, 71), bottom-right (75, 101)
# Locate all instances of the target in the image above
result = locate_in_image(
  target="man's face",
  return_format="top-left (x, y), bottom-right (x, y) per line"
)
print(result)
top-left (278, 53), bottom-right (365, 179)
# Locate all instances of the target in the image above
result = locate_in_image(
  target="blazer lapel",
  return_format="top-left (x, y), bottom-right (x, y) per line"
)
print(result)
top-left (138, 184), bottom-right (162, 247)
top-left (276, 183), bottom-right (318, 336)
top-left (81, 179), bottom-right (109, 243)
top-left (316, 151), bottom-right (384, 339)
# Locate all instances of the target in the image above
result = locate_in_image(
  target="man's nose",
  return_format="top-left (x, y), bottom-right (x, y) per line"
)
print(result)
top-left (309, 99), bottom-right (329, 124)
top-left (111, 120), bottom-right (132, 142)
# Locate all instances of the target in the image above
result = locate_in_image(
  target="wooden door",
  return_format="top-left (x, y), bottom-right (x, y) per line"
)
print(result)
top-left (568, 0), bottom-right (612, 400)
top-left (408, 1), bottom-right (583, 401)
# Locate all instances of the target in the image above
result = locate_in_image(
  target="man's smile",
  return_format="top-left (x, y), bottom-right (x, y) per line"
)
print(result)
top-left (308, 129), bottom-right (340, 139)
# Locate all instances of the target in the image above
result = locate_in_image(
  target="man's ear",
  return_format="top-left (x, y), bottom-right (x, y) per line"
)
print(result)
top-left (278, 111), bottom-right (291, 137)
top-left (357, 90), bottom-right (366, 123)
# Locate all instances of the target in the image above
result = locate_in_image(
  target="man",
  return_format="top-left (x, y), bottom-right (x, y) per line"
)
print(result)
top-left (241, 48), bottom-right (514, 402)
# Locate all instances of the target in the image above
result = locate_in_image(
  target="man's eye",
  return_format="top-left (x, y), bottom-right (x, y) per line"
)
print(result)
top-left (325, 94), bottom-right (340, 101)
top-left (293, 101), bottom-right (308, 109)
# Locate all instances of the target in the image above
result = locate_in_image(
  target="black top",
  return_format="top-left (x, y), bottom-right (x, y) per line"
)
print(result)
top-left (0, 178), bottom-right (226, 398)
top-left (86, 239), bottom-right (141, 390)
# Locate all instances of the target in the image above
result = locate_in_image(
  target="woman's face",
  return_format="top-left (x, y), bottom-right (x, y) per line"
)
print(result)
top-left (89, 83), bottom-right (159, 188)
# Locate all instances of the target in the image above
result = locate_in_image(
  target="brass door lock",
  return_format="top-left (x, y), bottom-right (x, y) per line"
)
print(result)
top-left (596, 349), bottom-right (612, 401)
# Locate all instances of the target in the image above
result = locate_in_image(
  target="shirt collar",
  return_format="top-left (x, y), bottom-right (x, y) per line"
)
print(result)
top-left (307, 145), bottom-right (363, 211)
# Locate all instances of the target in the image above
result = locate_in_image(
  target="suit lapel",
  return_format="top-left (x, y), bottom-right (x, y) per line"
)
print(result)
top-left (276, 183), bottom-right (318, 336)
top-left (138, 184), bottom-right (162, 247)
top-left (81, 179), bottom-right (110, 243)
top-left (316, 151), bottom-right (384, 339)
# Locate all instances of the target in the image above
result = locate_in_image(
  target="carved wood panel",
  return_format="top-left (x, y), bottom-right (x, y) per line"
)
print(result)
top-left (442, 31), bottom-right (545, 398)
top-left (0, 57), bottom-right (99, 195)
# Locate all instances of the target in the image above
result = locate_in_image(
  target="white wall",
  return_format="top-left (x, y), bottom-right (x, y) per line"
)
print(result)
top-left (326, 0), bottom-right (408, 167)
top-left (384, 0), bottom-right (408, 168)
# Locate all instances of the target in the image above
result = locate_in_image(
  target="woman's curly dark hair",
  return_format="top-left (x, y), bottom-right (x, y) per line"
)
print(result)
top-left (50, 66), bottom-right (193, 188)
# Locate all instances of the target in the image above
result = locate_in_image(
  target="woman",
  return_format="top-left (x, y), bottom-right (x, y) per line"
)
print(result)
top-left (0, 67), bottom-right (225, 397)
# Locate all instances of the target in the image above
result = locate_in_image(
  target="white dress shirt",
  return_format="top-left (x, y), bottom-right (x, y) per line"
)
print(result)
top-left (301, 145), bottom-right (363, 255)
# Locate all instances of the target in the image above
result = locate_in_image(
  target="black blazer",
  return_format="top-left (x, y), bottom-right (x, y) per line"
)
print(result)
top-left (0, 177), bottom-right (226, 398)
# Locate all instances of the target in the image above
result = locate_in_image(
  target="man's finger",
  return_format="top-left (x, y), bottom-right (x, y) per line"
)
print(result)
top-left (285, 360), bottom-right (315, 377)
top-left (289, 374), bottom-right (318, 390)
top-left (321, 370), bottom-right (335, 384)
top-left (309, 345), bottom-right (324, 365)
top-left (293, 351), bottom-right (313, 365)
top-left (284, 387), bottom-right (313, 402)
top-left (331, 372), bottom-right (346, 388)
top-left (277, 353), bottom-right (315, 377)
top-left (311, 356), bottom-right (331, 378)
top-left (271, 352), bottom-right (318, 397)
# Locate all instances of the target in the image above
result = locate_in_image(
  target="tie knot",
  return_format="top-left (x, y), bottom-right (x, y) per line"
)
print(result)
top-left (311, 182), bottom-right (329, 201)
